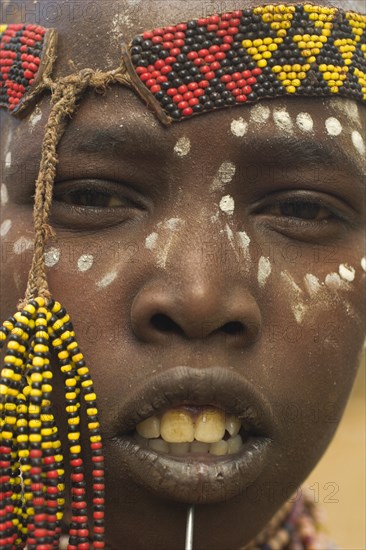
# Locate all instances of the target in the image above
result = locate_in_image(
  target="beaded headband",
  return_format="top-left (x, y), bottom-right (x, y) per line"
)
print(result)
top-left (1, 3), bottom-right (366, 123)
top-left (0, 4), bottom-right (365, 550)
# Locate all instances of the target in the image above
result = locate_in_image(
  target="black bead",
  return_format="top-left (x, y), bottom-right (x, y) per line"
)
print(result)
top-left (142, 40), bottom-right (153, 50)
top-left (187, 20), bottom-right (197, 29)
top-left (214, 99), bottom-right (225, 108)
top-left (204, 100), bottom-right (214, 110)
top-left (183, 76), bottom-right (194, 84)
top-left (193, 104), bottom-right (204, 113)
top-left (131, 46), bottom-right (142, 55)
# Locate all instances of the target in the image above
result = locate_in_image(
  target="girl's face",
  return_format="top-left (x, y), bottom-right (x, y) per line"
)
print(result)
top-left (1, 1), bottom-right (365, 548)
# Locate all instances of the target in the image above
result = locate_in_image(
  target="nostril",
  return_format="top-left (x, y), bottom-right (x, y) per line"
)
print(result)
top-left (221, 322), bottom-right (245, 336)
top-left (151, 314), bottom-right (184, 334)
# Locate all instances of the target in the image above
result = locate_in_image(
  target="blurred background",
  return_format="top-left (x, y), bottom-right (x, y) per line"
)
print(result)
top-left (305, 352), bottom-right (365, 549)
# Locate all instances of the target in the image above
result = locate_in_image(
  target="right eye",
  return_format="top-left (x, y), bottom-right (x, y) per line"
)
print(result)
top-left (51, 179), bottom-right (148, 230)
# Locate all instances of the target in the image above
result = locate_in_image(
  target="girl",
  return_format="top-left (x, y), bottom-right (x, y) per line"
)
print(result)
top-left (0, 0), bottom-right (365, 548)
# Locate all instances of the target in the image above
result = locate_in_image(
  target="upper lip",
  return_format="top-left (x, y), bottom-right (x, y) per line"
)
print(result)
top-left (114, 365), bottom-right (274, 438)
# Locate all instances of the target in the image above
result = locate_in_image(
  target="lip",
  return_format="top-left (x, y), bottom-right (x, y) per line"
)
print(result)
top-left (110, 366), bottom-right (274, 503)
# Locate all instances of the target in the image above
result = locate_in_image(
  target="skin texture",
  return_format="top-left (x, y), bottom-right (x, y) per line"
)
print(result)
top-left (1, 0), bottom-right (365, 548)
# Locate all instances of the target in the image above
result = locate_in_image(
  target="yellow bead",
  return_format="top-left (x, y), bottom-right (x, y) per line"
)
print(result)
top-left (87, 407), bottom-right (98, 416)
top-left (286, 85), bottom-right (296, 93)
top-left (68, 432), bottom-right (80, 441)
top-left (66, 392), bottom-right (77, 400)
top-left (41, 384), bottom-right (52, 393)
top-left (84, 393), bottom-right (97, 402)
top-left (81, 380), bottom-right (92, 388)
top-left (77, 367), bottom-right (89, 376)
top-left (29, 434), bottom-right (41, 442)
top-left (34, 297), bottom-right (45, 307)
top-left (32, 356), bottom-right (44, 367)
top-left (66, 378), bottom-right (76, 387)
top-left (90, 435), bottom-right (101, 443)
top-left (272, 65), bottom-right (282, 73)
top-left (242, 40), bottom-right (252, 49)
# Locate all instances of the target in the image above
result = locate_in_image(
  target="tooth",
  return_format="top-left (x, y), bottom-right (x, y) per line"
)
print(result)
top-left (136, 416), bottom-right (160, 439)
top-left (149, 438), bottom-right (169, 453)
top-left (190, 441), bottom-right (209, 454)
top-left (227, 434), bottom-right (243, 454)
top-left (160, 409), bottom-right (195, 443)
top-left (225, 415), bottom-right (241, 437)
top-left (194, 408), bottom-right (225, 443)
top-left (209, 440), bottom-right (228, 456)
top-left (169, 442), bottom-right (190, 455)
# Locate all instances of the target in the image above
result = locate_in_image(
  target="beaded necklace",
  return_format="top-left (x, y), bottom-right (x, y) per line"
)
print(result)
top-left (1, 4), bottom-right (364, 548)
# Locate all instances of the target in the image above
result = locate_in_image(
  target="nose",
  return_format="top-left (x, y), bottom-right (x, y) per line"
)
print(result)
top-left (130, 239), bottom-right (261, 348)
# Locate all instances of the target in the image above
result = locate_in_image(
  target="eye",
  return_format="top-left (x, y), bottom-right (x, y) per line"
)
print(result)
top-left (263, 199), bottom-right (331, 221)
top-left (51, 179), bottom-right (149, 230)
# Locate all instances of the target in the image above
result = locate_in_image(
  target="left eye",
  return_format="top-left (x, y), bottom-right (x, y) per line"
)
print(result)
top-left (265, 200), bottom-right (331, 220)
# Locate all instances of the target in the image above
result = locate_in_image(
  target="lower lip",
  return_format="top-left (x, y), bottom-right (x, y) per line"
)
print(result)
top-left (112, 435), bottom-right (271, 504)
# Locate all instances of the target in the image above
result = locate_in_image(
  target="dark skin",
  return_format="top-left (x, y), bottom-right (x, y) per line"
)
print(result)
top-left (1, 0), bottom-right (365, 548)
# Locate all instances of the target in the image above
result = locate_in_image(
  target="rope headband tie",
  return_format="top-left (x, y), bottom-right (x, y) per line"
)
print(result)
top-left (0, 4), bottom-right (365, 549)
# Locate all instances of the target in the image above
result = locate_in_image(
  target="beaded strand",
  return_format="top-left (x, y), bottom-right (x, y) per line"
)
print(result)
top-left (0, 298), bottom-right (105, 549)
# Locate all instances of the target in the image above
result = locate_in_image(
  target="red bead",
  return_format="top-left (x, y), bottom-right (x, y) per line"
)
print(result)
top-left (153, 28), bottom-right (164, 36)
top-left (210, 62), bottom-right (221, 71)
top-left (230, 18), bottom-right (241, 26)
top-left (76, 544), bottom-right (89, 550)
top-left (228, 27), bottom-right (239, 35)
top-left (167, 88), bottom-right (177, 96)
top-left (29, 449), bottom-right (42, 458)
top-left (156, 75), bottom-right (168, 83)
top-left (220, 43), bottom-right (231, 51)
top-left (207, 24), bottom-right (219, 32)
top-left (183, 91), bottom-right (193, 100)
top-left (136, 67), bottom-right (145, 75)
top-left (187, 82), bottom-right (198, 90)
top-left (221, 13), bottom-right (231, 20)
top-left (199, 80), bottom-right (209, 88)
top-left (219, 21), bottom-right (229, 29)
top-left (163, 33), bottom-right (174, 41)
top-left (176, 24), bottom-right (187, 31)
top-left (215, 52), bottom-right (226, 61)
top-left (208, 15), bottom-right (220, 24)
top-left (152, 36), bottom-right (163, 44)
top-left (143, 31), bottom-right (153, 39)
top-left (93, 543), bottom-right (105, 549)
top-left (198, 49), bottom-right (209, 57)
top-left (232, 10), bottom-right (243, 17)
top-left (78, 529), bottom-right (89, 537)
top-left (178, 101), bottom-right (188, 110)
top-left (197, 18), bottom-right (208, 26)
top-left (237, 79), bottom-right (246, 87)
top-left (150, 71), bottom-right (160, 78)
top-left (187, 51), bottom-right (198, 60)
top-left (194, 89), bottom-right (204, 97)
top-left (204, 55), bottom-right (215, 63)
top-left (164, 26), bottom-right (176, 33)
top-left (92, 470), bottom-right (104, 477)
top-left (189, 98), bottom-right (199, 106)
top-left (161, 66), bottom-right (172, 75)
top-left (247, 76), bottom-right (257, 85)
top-left (242, 85), bottom-right (252, 94)
top-left (194, 58), bottom-right (204, 66)
top-left (163, 41), bottom-right (174, 49)
top-left (236, 95), bottom-right (248, 102)
top-left (182, 107), bottom-right (193, 116)
top-left (232, 88), bottom-right (241, 96)
top-left (140, 73), bottom-right (150, 82)
top-left (223, 35), bottom-right (234, 43)
top-left (206, 71), bottom-right (215, 80)
top-left (252, 68), bottom-right (262, 76)
top-left (172, 94), bottom-right (183, 103)
top-left (71, 473), bottom-right (84, 482)
top-left (72, 501), bottom-right (87, 509)
top-left (151, 85), bottom-right (161, 93)
top-left (174, 39), bottom-right (184, 47)
top-left (165, 56), bottom-right (176, 64)
top-left (175, 32), bottom-right (185, 39)
top-left (200, 65), bottom-right (210, 74)
top-left (232, 72), bottom-right (242, 81)
top-left (178, 85), bottom-right (188, 94)
top-left (145, 79), bottom-right (156, 87)
top-left (242, 70), bottom-right (252, 79)
top-left (155, 60), bottom-right (165, 70)
top-left (170, 48), bottom-right (181, 56)
top-left (93, 511), bottom-right (104, 520)
top-left (217, 30), bottom-right (227, 38)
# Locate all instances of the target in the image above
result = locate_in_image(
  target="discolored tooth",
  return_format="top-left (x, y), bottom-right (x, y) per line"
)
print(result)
top-left (169, 442), bottom-right (190, 456)
top-left (149, 438), bottom-right (169, 453)
top-left (225, 415), bottom-right (241, 437)
top-left (209, 440), bottom-right (228, 456)
top-left (160, 409), bottom-right (194, 443)
top-left (190, 441), bottom-right (210, 454)
top-left (136, 416), bottom-right (160, 439)
top-left (227, 434), bottom-right (243, 455)
top-left (194, 408), bottom-right (225, 443)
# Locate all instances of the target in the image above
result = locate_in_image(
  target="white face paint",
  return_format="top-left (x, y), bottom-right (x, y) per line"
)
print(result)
top-left (258, 256), bottom-right (271, 287)
top-left (77, 254), bottom-right (94, 272)
top-left (361, 257), bottom-right (366, 273)
top-left (145, 232), bottom-right (158, 250)
top-left (1, 184), bottom-right (8, 205)
top-left (273, 107), bottom-right (293, 134)
top-left (29, 106), bottom-right (42, 131)
top-left (219, 195), bottom-right (235, 215)
top-left (329, 98), bottom-right (361, 126)
top-left (155, 218), bottom-right (185, 269)
top-left (325, 117), bottom-right (342, 137)
top-left (174, 136), bottom-right (191, 157)
top-left (325, 272), bottom-right (344, 290)
top-left (338, 263), bottom-right (355, 282)
top-left (0, 219), bottom-right (11, 237)
top-left (249, 104), bottom-right (270, 125)
top-left (237, 231), bottom-right (250, 261)
top-left (296, 112), bottom-right (314, 133)
top-left (351, 131), bottom-right (365, 156)
top-left (230, 117), bottom-right (248, 137)
top-left (97, 270), bottom-right (118, 289)
top-left (13, 236), bottom-right (33, 255)
top-left (44, 247), bottom-right (60, 268)
top-left (304, 273), bottom-right (321, 296)
top-left (281, 271), bottom-right (307, 324)
top-left (5, 151), bottom-right (11, 169)
top-left (211, 162), bottom-right (236, 192)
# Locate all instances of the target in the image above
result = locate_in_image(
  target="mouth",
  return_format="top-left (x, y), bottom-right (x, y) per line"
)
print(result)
top-left (110, 367), bottom-right (274, 504)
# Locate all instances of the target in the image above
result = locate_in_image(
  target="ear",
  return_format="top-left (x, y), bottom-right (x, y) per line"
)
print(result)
top-left (0, 24), bottom-right (57, 116)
